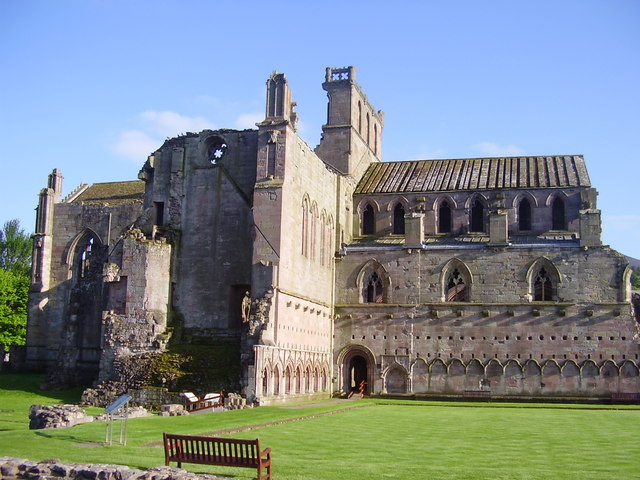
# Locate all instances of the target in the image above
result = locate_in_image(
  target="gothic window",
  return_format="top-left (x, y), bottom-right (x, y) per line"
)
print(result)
top-left (366, 113), bottom-right (370, 145)
top-left (362, 204), bottom-right (375, 235)
top-left (320, 214), bottom-right (326, 266)
top-left (518, 198), bottom-right (532, 231)
top-left (357, 101), bottom-right (362, 133)
top-left (78, 236), bottom-right (95, 279)
top-left (366, 272), bottom-right (384, 303)
top-left (310, 203), bottom-right (318, 261)
top-left (438, 201), bottom-right (452, 234)
top-left (262, 368), bottom-right (269, 396)
top-left (470, 200), bottom-right (485, 232)
top-left (552, 197), bottom-right (566, 230)
top-left (374, 124), bottom-right (378, 155)
top-left (393, 203), bottom-right (405, 235)
top-left (533, 267), bottom-right (554, 301)
top-left (301, 198), bottom-right (309, 256)
top-left (446, 268), bottom-right (468, 302)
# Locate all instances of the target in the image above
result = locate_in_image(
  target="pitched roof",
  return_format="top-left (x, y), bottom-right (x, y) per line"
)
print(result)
top-left (70, 181), bottom-right (145, 204)
top-left (355, 155), bottom-right (590, 194)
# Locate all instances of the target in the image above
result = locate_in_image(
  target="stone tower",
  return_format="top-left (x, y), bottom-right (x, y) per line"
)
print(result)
top-left (315, 66), bottom-right (384, 180)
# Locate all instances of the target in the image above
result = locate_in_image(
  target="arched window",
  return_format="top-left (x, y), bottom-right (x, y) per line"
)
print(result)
top-left (518, 198), bottom-right (532, 231)
top-left (470, 200), bottom-right (485, 232)
top-left (393, 204), bottom-right (405, 235)
top-left (552, 197), bottom-right (565, 230)
top-left (533, 267), bottom-right (554, 301)
top-left (438, 201), bottom-right (452, 234)
top-left (446, 268), bottom-right (468, 301)
top-left (366, 272), bottom-right (384, 303)
top-left (357, 101), bottom-right (362, 133)
top-left (78, 237), bottom-right (95, 279)
top-left (366, 113), bottom-right (370, 145)
top-left (262, 368), bottom-right (269, 396)
top-left (374, 124), bottom-right (378, 155)
top-left (527, 258), bottom-right (560, 302)
top-left (362, 204), bottom-right (375, 235)
top-left (301, 198), bottom-right (309, 256)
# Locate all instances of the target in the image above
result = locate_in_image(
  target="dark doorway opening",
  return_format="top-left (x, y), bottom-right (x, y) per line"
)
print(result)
top-left (347, 355), bottom-right (368, 395)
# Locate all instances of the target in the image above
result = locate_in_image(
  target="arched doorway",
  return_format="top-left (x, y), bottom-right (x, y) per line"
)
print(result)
top-left (347, 355), bottom-right (368, 395)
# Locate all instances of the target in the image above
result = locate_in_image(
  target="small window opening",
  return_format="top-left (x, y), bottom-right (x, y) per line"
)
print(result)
top-left (439, 201), bottom-right (452, 233)
top-left (446, 268), bottom-right (467, 302)
top-left (366, 272), bottom-right (384, 303)
top-left (393, 204), bottom-right (405, 234)
top-left (362, 204), bottom-right (375, 235)
top-left (534, 267), bottom-right (553, 301)
top-left (470, 200), bottom-right (484, 232)
top-left (552, 197), bottom-right (566, 230)
top-left (518, 198), bottom-right (532, 231)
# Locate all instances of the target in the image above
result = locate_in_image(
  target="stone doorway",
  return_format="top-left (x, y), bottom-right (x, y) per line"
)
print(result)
top-left (345, 353), bottom-right (369, 396)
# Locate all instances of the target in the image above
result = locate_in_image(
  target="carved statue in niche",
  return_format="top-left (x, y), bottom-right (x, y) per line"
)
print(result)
top-left (103, 263), bottom-right (121, 283)
top-left (241, 291), bottom-right (251, 323)
top-left (248, 289), bottom-right (273, 340)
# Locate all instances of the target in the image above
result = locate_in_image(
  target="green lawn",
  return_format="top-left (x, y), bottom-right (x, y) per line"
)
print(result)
top-left (1, 373), bottom-right (639, 480)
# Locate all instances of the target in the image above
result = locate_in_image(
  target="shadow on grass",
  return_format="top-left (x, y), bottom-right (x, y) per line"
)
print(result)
top-left (0, 373), bottom-right (87, 402)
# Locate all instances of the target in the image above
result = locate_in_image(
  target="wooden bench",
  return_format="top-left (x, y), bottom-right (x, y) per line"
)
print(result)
top-left (611, 392), bottom-right (640, 403)
top-left (180, 391), bottom-right (224, 412)
top-left (163, 433), bottom-right (272, 479)
top-left (463, 390), bottom-right (492, 400)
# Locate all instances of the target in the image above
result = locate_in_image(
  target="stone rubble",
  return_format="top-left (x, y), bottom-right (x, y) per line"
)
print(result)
top-left (0, 457), bottom-right (226, 480)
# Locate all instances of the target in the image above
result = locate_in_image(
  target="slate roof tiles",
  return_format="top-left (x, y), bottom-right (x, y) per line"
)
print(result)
top-left (355, 155), bottom-right (590, 194)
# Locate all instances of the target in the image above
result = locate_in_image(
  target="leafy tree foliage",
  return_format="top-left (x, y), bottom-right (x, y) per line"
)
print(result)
top-left (631, 268), bottom-right (640, 290)
top-left (0, 268), bottom-right (29, 349)
top-left (0, 219), bottom-right (32, 349)
top-left (0, 219), bottom-right (32, 276)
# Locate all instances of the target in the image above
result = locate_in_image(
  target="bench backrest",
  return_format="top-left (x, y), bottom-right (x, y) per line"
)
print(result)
top-left (164, 433), bottom-right (262, 467)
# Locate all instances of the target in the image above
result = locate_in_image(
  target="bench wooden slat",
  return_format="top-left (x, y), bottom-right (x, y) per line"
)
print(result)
top-left (163, 433), bottom-right (271, 479)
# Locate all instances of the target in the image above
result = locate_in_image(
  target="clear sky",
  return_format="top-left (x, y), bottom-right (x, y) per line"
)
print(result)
top-left (1, 0), bottom-right (638, 258)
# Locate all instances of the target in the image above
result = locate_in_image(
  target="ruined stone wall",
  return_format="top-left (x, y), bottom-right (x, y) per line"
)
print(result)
top-left (26, 198), bottom-right (143, 372)
top-left (336, 246), bottom-right (628, 305)
top-left (333, 244), bottom-right (639, 396)
top-left (145, 131), bottom-right (258, 335)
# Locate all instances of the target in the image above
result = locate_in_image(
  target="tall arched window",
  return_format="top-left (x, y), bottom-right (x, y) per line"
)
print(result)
top-left (366, 272), bottom-right (384, 303)
top-left (357, 101), bottom-right (362, 133)
top-left (78, 237), bottom-right (95, 279)
top-left (393, 204), bottom-right (405, 234)
top-left (533, 267), bottom-right (554, 301)
top-left (552, 197), bottom-right (566, 230)
top-left (301, 198), bottom-right (309, 256)
top-left (374, 124), bottom-right (378, 155)
top-left (362, 204), bottom-right (375, 235)
top-left (519, 198), bottom-right (532, 231)
top-left (439, 201), bottom-right (452, 234)
top-left (446, 268), bottom-right (468, 301)
top-left (470, 200), bottom-right (485, 232)
top-left (366, 113), bottom-right (370, 145)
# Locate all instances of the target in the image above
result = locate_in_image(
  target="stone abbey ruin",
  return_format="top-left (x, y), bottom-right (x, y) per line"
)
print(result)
top-left (25, 66), bottom-right (639, 403)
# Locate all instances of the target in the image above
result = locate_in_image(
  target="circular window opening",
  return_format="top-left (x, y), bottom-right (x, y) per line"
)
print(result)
top-left (208, 141), bottom-right (228, 164)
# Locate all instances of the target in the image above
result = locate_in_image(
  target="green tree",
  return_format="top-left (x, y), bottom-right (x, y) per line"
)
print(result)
top-left (0, 268), bottom-right (29, 349)
top-left (0, 219), bottom-right (31, 349)
top-left (0, 219), bottom-right (32, 276)
top-left (631, 268), bottom-right (640, 290)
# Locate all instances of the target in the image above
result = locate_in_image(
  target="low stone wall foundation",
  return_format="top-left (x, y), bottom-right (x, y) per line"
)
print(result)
top-left (0, 457), bottom-right (224, 480)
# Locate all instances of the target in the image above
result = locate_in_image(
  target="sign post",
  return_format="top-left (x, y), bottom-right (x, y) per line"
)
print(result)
top-left (104, 394), bottom-right (132, 446)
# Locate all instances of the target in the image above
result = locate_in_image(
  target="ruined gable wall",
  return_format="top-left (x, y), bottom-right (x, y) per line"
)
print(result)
top-left (150, 130), bottom-right (258, 334)
top-left (26, 200), bottom-right (142, 370)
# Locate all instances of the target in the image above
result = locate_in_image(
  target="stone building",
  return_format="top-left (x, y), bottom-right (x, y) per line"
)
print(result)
top-left (25, 66), bottom-right (639, 403)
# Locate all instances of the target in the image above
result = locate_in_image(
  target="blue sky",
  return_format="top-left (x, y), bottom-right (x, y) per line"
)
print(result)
top-left (1, 0), bottom-right (639, 258)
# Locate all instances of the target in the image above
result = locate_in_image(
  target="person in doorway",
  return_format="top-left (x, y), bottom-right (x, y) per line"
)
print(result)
top-left (358, 380), bottom-right (367, 398)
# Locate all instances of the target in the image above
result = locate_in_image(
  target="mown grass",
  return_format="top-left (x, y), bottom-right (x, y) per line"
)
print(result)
top-left (1, 373), bottom-right (639, 480)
